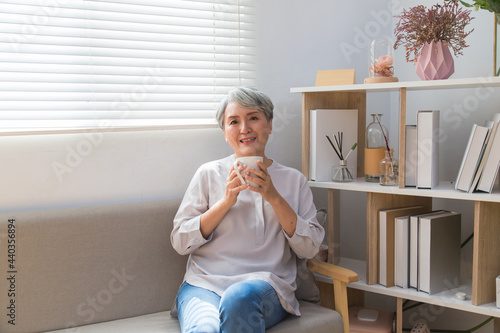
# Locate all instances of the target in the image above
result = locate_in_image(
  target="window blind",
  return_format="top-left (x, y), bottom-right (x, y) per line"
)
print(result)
top-left (0, 0), bottom-right (255, 134)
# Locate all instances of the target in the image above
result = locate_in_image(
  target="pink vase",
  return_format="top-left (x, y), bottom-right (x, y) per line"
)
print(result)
top-left (415, 41), bottom-right (454, 80)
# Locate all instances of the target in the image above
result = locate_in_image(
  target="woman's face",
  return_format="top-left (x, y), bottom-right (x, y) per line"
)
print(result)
top-left (223, 101), bottom-right (272, 158)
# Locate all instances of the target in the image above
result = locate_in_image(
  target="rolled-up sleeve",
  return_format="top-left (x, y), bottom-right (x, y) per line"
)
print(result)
top-left (171, 167), bottom-right (213, 255)
top-left (284, 174), bottom-right (324, 259)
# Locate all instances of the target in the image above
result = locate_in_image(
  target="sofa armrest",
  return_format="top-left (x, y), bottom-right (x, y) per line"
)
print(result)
top-left (306, 259), bottom-right (358, 333)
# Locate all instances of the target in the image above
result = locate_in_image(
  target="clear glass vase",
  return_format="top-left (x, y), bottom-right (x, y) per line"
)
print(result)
top-left (365, 114), bottom-right (388, 182)
top-left (331, 160), bottom-right (354, 182)
top-left (365, 35), bottom-right (398, 83)
top-left (379, 150), bottom-right (399, 186)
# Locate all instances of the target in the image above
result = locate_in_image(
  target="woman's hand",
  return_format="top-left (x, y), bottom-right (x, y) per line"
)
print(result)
top-left (245, 160), bottom-right (279, 203)
top-left (246, 160), bottom-right (297, 237)
top-left (199, 164), bottom-right (248, 239)
top-left (223, 164), bottom-right (249, 207)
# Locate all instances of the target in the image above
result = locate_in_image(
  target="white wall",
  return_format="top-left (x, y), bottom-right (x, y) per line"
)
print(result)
top-left (254, 0), bottom-right (395, 262)
top-left (0, 128), bottom-right (231, 212)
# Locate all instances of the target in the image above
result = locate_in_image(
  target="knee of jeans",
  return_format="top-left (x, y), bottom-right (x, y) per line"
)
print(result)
top-left (223, 280), bottom-right (270, 301)
top-left (223, 283), bottom-right (252, 302)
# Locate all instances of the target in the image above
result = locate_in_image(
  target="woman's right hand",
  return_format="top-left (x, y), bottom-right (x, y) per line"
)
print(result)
top-left (224, 164), bottom-right (249, 207)
top-left (199, 164), bottom-right (248, 239)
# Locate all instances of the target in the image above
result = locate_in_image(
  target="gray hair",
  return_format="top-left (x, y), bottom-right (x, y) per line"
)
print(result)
top-left (215, 87), bottom-right (274, 129)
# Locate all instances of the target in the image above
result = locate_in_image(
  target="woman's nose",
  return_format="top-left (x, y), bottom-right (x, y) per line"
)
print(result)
top-left (240, 121), bottom-right (251, 133)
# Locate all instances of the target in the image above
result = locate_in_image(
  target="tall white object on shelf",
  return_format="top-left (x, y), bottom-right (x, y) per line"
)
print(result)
top-left (310, 109), bottom-right (358, 182)
top-left (416, 110), bottom-right (440, 189)
top-left (405, 125), bottom-right (417, 187)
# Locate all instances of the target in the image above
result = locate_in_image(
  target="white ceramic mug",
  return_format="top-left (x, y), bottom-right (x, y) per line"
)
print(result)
top-left (233, 156), bottom-right (263, 187)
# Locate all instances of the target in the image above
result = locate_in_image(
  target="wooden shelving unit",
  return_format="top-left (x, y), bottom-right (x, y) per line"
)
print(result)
top-left (291, 77), bottom-right (500, 332)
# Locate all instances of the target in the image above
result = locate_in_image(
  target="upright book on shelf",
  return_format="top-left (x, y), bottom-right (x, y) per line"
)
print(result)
top-left (379, 206), bottom-right (427, 287)
top-left (395, 215), bottom-right (411, 288)
top-left (418, 211), bottom-right (461, 294)
top-left (477, 122), bottom-right (500, 193)
top-left (469, 121), bottom-right (499, 192)
top-left (405, 125), bottom-right (417, 187)
top-left (310, 109), bottom-right (358, 181)
top-left (416, 110), bottom-right (440, 189)
top-left (409, 210), bottom-right (448, 289)
top-left (455, 124), bottom-right (490, 192)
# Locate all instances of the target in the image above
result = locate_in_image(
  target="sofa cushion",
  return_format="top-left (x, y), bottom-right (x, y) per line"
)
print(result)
top-left (268, 301), bottom-right (343, 333)
top-left (0, 200), bottom-right (186, 333)
top-left (44, 301), bottom-right (343, 333)
top-left (45, 311), bottom-right (181, 333)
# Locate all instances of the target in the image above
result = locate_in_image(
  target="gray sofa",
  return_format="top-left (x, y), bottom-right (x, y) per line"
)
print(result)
top-left (0, 199), bottom-right (355, 333)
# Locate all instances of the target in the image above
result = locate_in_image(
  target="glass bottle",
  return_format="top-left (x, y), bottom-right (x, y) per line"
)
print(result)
top-left (365, 114), bottom-right (388, 182)
top-left (379, 149), bottom-right (399, 186)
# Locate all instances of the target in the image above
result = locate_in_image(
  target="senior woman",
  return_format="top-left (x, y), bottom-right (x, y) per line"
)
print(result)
top-left (171, 87), bottom-right (324, 333)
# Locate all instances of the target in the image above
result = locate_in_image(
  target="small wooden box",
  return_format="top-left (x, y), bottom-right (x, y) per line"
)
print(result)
top-left (315, 69), bottom-right (355, 86)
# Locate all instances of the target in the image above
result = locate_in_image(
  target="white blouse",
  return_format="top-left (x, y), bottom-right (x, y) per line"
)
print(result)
top-left (171, 155), bottom-right (324, 315)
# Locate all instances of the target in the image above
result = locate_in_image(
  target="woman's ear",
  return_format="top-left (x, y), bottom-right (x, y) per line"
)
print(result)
top-left (268, 119), bottom-right (273, 134)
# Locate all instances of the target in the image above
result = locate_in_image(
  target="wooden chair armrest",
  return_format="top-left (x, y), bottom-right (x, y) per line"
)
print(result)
top-left (306, 258), bottom-right (358, 283)
top-left (306, 258), bottom-right (358, 333)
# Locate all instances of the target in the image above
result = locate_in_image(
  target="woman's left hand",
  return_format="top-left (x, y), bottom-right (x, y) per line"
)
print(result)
top-left (245, 160), bottom-right (280, 204)
top-left (246, 160), bottom-right (297, 236)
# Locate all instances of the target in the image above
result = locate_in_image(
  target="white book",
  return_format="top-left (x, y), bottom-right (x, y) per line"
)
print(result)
top-left (418, 211), bottom-right (461, 294)
top-left (416, 110), bottom-right (440, 189)
top-left (409, 210), bottom-right (448, 289)
top-left (455, 124), bottom-right (490, 192)
top-left (405, 125), bottom-right (417, 187)
top-left (477, 122), bottom-right (500, 193)
top-left (379, 206), bottom-right (426, 287)
top-left (469, 122), bottom-right (499, 192)
top-left (310, 109), bottom-right (358, 181)
top-left (395, 215), bottom-right (410, 288)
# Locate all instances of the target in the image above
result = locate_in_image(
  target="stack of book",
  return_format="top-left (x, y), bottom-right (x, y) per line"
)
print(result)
top-left (455, 113), bottom-right (500, 193)
top-left (379, 206), bottom-right (461, 294)
top-left (405, 110), bottom-right (440, 188)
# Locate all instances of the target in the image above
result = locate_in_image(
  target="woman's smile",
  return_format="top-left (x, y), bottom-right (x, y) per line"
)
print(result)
top-left (240, 137), bottom-right (256, 144)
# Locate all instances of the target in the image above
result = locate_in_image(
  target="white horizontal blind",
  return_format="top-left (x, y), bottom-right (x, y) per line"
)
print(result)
top-left (0, 0), bottom-right (255, 134)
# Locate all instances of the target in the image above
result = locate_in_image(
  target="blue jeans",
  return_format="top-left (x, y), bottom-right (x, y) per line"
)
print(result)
top-left (176, 280), bottom-right (289, 333)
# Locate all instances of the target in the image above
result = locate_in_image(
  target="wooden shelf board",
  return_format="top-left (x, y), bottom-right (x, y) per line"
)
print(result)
top-left (314, 257), bottom-right (500, 318)
top-left (291, 76), bottom-right (500, 94)
top-left (308, 178), bottom-right (500, 203)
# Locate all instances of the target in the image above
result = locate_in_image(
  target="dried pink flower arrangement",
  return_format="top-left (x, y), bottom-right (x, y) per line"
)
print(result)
top-left (394, 1), bottom-right (474, 63)
top-left (370, 55), bottom-right (395, 77)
